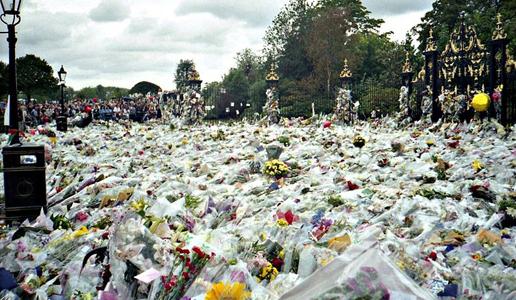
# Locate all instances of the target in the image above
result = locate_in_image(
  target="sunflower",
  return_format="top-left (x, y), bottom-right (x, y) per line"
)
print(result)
top-left (205, 282), bottom-right (251, 300)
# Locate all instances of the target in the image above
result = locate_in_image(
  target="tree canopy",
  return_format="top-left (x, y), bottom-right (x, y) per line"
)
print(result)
top-left (129, 81), bottom-right (161, 95)
top-left (174, 59), bottom-right (196, 93)
top-left (15, 54), bottom-right (58, 102)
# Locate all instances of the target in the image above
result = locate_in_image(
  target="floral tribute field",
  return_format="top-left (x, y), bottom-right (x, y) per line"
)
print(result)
top-left (0, 118), bottom-right (515, 300)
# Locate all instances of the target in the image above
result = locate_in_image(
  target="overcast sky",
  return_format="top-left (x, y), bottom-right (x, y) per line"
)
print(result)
top-left (0, 0), bottom-right (433, 90)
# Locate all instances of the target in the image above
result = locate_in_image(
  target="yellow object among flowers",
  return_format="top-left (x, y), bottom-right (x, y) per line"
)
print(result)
top-left (471, 93), bottom-right (490, 112)
top-left (472, 159), bottom-right (484, 172)
top-left (263, 159), bottom-right (289, 177)
top-left (205, 282), bottom-right (251, 300)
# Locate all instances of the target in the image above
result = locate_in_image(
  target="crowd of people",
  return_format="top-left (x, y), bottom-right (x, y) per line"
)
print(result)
top-left (0, 96), bottom-right (164, 130)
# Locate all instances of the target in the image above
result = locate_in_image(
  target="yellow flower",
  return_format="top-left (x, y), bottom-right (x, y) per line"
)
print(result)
top-left (397, 260), bottom-right (406, 270)
top-left (425, 140), bottom-right (435, 146)
top-left (130, 198), bottom-right (148, 212)
top-left (259, 232), bottom-right (267, 241)
top-left (276, 219), bottom-right (289, 227)
top-left (472, 160), bottom-right (484, 172)
top-left (205, 282), bottom-right (251, 300)
top-left (259, 263), bottom-right (278, 282)
top-left (71, 226), bottom-right (89, 239)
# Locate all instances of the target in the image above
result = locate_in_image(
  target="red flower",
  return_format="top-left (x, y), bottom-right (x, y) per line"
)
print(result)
top-left (276, 210), bottom-right (299, 225)
top-left (192, 246), bottom-right (205, 258)
top-left (284, 210), bottom-right (295, 225)
top-left (426, 251), bottom-right (437, 261)
top-left (176, 247), bottom-right (190, 255)
top-left (347, 181), bottom-right (360, 190)
top-left (182, 272), bottom-right (189, 280)
top-left (101, 232), bottom-right (110, 239)
top-left (448, 141), bottom-right (460, 148)
top-left (138, 150), bottom-right (144, 155)
top-left (272, 257), bottom-right (284, 269)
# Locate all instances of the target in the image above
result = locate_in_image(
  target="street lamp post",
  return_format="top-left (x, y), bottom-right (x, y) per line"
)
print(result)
top-left (56, 65), bottom-right (67, 131)
top-left (1, 0), bottom-right (22, 145)
top-left (1, 0), bottom-right (48, 223)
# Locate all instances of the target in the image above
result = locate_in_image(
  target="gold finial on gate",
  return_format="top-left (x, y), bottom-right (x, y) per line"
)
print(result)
top-left (339, 59), bottom-right (352, 78)
top-left (492, 13), bottom-right (507, 40)
top-left (402, 52), bottom-right (413, 73)
top-left (425, 27), bottom-right (437, 52)
top-left (266, 63), bottom-right (279, 81)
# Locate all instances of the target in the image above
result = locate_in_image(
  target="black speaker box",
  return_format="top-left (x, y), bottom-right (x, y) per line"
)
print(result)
top-left (56, 116), bottom-right (67, 132)
top-left (2, 144), bottom-right (47, 221)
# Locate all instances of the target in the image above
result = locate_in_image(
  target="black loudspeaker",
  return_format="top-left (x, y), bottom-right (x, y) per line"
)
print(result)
top-left (2, 144), bottom-right (47, 221)
top-left (56, 116), bottom-right (68, 132)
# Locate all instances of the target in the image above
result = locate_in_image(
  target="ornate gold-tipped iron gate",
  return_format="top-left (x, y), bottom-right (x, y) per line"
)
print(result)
top-left (411, 12), bottom-right (514, 124)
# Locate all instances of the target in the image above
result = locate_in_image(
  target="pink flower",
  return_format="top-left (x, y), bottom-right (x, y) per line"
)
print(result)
top-left (75, 211), bottom-right (89, 222)
top-left (276, 210), bottom-right (299, 225)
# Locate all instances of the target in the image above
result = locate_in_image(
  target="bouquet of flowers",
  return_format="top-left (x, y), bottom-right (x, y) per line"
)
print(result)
top-left (156, 246), bottom-right (214, 300)
top-left (263, 160), bottom-right (289, 179)
top-left (352, 135), bottom-right (365, 148)
top-left (318, 267), bottom-right (390, 300)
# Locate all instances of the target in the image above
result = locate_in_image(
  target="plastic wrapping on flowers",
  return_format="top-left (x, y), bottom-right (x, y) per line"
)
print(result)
top-left (0, 117), bottom-right (514, 300)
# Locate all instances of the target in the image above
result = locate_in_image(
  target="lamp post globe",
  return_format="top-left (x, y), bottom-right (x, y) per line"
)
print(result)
top-left (0, 0), bottom-right (22, 25)
top-left (58, 65), bottom-right (67, 82)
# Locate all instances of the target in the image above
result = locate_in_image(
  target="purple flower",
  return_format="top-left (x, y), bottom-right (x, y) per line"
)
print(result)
top-left (230, 270), bottom-right (246, 283)
top-left (206, 197), bottom-right (216, 214)
top-left (321, 218), bottom-right (333, 227)
top-left (182, 215), bottom-right (196, 232)
top-left (346, 278), bottom-right (359, 291)
top-left (310, 210), bottom-right (324, 227)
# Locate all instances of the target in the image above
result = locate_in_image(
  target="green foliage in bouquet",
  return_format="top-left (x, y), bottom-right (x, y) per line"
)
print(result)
top-left (92, 215), bottom-right (113, 230)
top-left (327, 194), bottom-right (344, 207)
top-left (278, 136), bottom-right (291, 147)
top-left (185, 194), bottom-right (202, 209)
top-left (51, 214), bottom-right (73, 230)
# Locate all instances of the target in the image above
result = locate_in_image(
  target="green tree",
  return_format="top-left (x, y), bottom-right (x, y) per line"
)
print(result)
top-left (174, 59), bottom-right (195, 93)
top-left (15, 54), bottom-right (58, 102)
top-left (129, 81), bottom-right (161, 95)
top-left (222, 68), bottom-right (250, 107)
top-left (96, 85), bottom-right (106, 99)
top-left (263, 0), bottom-right (313, 59)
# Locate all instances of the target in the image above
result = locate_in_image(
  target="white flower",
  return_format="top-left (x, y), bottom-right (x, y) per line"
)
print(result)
top-left (507, 207), bottom-right (516, 218)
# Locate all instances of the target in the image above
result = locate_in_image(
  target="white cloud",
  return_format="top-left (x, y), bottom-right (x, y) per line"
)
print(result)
top-left (363, 0), bottom-right (432, 17)
top-left (89, 0), bottom-right (131, 23)
top-left (176, 0), bottom-right (284, 27)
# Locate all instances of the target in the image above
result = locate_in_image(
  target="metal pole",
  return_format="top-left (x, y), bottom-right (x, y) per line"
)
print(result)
top-left (60, 83), bottom-right (65, 113)
top-left (7, 24), bottom-right (19, 144)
